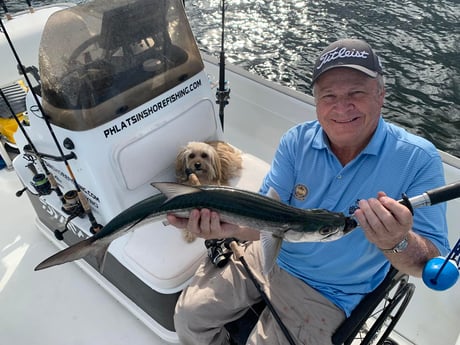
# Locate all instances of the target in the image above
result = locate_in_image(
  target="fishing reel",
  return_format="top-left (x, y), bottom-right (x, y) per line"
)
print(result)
top-left (31, 173), bottom-right (52, 195)
top-left (205, 238), bottom-right (236, 268)
top-left (15, 159), bottom-right (52, 197)
top-left (52, 190), bottom-right (86, 241)
top-left (61, 190), bottom-right (84, 216)
top-left (422, 238), bottom-right (460, 291)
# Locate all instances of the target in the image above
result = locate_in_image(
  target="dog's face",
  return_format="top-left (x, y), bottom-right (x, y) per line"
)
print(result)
top-left (176, 142), bottom-right (221, 183)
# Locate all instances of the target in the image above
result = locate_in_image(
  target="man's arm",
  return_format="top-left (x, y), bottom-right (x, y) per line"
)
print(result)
top-left (354, 192), bottom-right (440, 277)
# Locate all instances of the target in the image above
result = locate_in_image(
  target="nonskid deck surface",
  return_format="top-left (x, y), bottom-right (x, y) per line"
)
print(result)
top-left (0, 82), bottom-right (27, 117)
top-left (0, 169), bottom-right (168, 345)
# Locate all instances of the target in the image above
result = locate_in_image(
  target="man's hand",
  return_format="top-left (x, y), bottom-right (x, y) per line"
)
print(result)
top-left (167, 209), bottom-right (259, 241)
top-left (354, 192), bottom-right (413, 250)
top-left (354, 191), bottom-right (439, 276)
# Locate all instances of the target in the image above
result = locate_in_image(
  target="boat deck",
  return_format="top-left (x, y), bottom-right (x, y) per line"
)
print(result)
top-left (0, 167), bottom-right (168, 345)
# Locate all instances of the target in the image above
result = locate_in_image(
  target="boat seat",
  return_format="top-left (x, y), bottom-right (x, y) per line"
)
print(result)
top-left (226, 266), bottom-right (415, 345)
top-left (111, 153), bottom-right (271, 293)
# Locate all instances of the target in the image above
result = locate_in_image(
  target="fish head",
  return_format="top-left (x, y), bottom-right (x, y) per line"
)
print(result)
top-left (284, 214), bottom-right (357, 242)
top-left (284, 224), bottom-right (347, 242)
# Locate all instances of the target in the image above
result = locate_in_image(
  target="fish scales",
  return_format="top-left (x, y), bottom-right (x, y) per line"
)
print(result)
top-left (35, 182), bottom-right (354, 272)
top-left (93, 193), bottom-right (167, 240)
top-left (156, 185), bottom-right (347, 233)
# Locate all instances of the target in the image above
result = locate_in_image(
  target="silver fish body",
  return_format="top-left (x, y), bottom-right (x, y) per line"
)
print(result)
top-left (155, 183), bottom-right (352, 242)
top-left (35, 182), bottom-right (356, 272)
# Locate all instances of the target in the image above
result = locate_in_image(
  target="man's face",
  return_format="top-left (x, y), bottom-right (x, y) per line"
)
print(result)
top-left (314, 68), bottom-right (385, 154)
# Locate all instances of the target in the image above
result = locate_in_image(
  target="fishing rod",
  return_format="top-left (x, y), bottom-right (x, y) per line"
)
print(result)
top-left (0, 16), bottom-right (102, 233)
top-left (216, 0), bottom-right (230, 130)
top-left (25, 0), bottom-right (35, 13)
top-left (0, 89), bottom-right (64, 199)
top-left (0, 0), bottom-right (33, 18)
top-left (228, 240), bottom-right (297, 345)
top-left (0, 0), bottom-right (12, 20)
top-left (348, 181), bottom-right (460, 291)
top-left (397, 181), bottom-right (460, 213)
top-left (395, 181), bottom-right (460, 291)
top-left (346, 181), bottom-right (460, 231)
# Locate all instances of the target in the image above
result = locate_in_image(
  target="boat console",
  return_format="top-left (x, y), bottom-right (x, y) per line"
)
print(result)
top-left (39, 0), bottom-right (203, 130)
top-left (10, 0), bottom-right (270, 340)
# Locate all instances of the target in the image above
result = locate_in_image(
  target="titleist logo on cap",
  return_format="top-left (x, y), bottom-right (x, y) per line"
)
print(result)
top-left (316, 47), bottom-right (369, 70)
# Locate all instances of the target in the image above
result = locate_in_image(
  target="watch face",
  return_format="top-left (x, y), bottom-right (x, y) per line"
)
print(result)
top-left (381, 236), bottom-right (409, 253)
top-left (394, 237), bottom-right (408, 253)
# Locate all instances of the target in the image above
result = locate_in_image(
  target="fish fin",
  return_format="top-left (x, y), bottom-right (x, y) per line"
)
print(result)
top-left (266, 186), bottom-right (281, 201)
top-left (94, 242), bottom-right (111, 273)
top-left (260, 231), bottom-right (283, 276)
top-left (34, 236), bottom-right (104, 271)
top-left (151, 182), bottom-right (201, 202)
top-left (260, 186), bottom-right (283, 275)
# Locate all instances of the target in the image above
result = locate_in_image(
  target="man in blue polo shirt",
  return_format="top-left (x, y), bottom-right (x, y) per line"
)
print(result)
top-left (167, 38), bottom-right (450, 345)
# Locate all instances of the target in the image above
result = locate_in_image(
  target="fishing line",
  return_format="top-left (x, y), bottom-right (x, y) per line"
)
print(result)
top-left (0, 89), bottom-right (64, 200)
top-left (0, 15), bottom-right (102, 233)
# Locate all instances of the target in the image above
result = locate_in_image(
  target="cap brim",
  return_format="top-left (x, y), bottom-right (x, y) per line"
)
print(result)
top-left (312, 64), bottom-right (379, 85)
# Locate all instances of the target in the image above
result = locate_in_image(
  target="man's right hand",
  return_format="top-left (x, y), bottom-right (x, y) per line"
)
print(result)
top-left (166, 209), bottom-right (260, 241)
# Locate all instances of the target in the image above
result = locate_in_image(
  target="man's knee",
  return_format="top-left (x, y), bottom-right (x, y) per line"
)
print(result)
top-left (174, 296), bottom-right (194, 330)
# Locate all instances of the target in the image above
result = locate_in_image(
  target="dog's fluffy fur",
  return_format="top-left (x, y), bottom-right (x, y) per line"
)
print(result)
top-left (175, 141), bottom-right (243, 186)
top-left (175, 140), bottom-right (243, 242)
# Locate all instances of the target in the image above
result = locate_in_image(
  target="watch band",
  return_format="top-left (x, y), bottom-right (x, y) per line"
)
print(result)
top-left (379, 236), bottom-right (409, 254)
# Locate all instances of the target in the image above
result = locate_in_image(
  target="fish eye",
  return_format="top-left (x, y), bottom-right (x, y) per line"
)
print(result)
top-left (319, 227), bottom-right (336, 236)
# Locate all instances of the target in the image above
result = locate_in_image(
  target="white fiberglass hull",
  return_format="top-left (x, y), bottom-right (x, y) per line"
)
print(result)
top-left (0, 4), bottom-right (459, 345)
top-left (0, 168), bottom-right (168, 345)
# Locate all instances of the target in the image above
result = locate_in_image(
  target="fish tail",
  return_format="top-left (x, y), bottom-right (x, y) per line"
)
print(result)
top-left (34, 237), bottom-right (108, 272)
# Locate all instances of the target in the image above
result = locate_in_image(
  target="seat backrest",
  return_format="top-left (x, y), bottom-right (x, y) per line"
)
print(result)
top-left (331, 267), bottom-right (400, 344)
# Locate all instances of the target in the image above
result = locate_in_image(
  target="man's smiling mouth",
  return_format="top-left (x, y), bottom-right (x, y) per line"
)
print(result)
top-left (333, 117), bottom-right (359, 123)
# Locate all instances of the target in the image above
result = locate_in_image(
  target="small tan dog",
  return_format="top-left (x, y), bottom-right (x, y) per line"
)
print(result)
top-left (175, 140), bottom-right (243, 242)
top-left (175, 141), bottom-right (243, 186)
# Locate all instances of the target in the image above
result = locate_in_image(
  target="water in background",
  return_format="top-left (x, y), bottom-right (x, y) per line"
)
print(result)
top-left (3, 0), bottom-right (459, 157)
top-left (185, 0), bottom-right (459, 158)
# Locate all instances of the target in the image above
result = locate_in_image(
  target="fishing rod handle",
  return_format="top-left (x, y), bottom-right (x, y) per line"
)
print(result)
top-left (406, 181), bottom-right (460, 209)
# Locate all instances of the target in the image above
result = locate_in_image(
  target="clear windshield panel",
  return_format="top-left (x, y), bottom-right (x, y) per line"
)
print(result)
top-left (39, 0), bottom-right (204, 130)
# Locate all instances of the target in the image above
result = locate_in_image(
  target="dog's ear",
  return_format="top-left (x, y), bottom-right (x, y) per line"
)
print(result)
top-left (215, 144), bottom-right (243, 182)
top-left (175, 148), bottom-right (188, 181)
top-left (209, 147), bottom-right (223, 182)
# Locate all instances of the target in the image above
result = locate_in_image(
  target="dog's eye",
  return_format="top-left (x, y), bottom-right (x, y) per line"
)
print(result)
top-left (189, 153), bottom-right (196, 159)
top-left (201, 153), bottom-right (208, 159)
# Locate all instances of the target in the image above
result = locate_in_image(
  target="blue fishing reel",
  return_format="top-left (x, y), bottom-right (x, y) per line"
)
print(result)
top-left (423, 238), bottom-right (460, 291)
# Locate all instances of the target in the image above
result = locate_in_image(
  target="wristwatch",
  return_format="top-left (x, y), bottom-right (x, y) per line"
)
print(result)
top-left (380, 236), bottom-right (409, 254)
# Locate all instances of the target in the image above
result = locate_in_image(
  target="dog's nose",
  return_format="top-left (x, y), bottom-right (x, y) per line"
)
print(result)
top-left (194, 162), bottom-right (201, 169)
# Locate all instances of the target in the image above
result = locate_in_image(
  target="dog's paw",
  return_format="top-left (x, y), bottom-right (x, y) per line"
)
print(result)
top-left (187, 173), bottom-right (201, 186)
top-left (183, 230), bottom-right (197, 243)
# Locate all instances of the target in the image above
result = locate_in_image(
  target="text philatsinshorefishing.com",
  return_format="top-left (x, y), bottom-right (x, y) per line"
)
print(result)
top-left (102, 79), bottom-right (202, 138)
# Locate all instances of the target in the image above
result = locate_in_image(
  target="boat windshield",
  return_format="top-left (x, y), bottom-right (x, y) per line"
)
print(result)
top-left (39, 0), bottom-right (204, 130)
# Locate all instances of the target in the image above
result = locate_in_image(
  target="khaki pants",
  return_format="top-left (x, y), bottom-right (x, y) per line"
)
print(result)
top-left (174, 241), bottom-right (345, 345)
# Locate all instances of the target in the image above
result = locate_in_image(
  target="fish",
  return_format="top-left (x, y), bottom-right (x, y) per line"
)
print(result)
top-left (35, 192), bottom-right (168, 272)
top-left (34, 182), bottom-right (357, 272)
